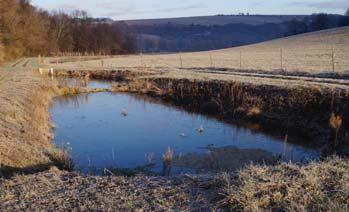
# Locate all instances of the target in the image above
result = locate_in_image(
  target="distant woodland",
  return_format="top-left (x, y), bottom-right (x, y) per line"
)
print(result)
top-left (121, 22), bottom-right (286, 52)
top-left (0, 0), bottom-right (135, 63)
top-left (285, 13), bottom-right (349, 36)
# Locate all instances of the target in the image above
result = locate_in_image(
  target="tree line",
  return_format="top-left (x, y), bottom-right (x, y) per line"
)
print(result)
top-left (125, 22), bottom-right (285, 52)
top-left (0, 0), bottom-right (136, 63)
top-left (285, 11), bottom-right (349, 36)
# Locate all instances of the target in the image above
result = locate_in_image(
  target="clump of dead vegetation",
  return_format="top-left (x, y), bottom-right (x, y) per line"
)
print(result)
top-left (162, 147), bottom-right (174, 176)
top-left (329, 112), bottom-right (343, 152)
top-left (216, 157), bottom-right (349, 211)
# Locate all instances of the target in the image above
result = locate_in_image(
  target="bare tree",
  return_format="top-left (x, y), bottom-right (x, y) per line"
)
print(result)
top-left (50, 11), bottom-right (73, 53)
top-left (0, 1), bottom-right (136, 61)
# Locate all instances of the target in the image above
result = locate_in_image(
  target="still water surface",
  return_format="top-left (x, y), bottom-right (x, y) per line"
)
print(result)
top-left (50, 80), bottom-right (320, 175)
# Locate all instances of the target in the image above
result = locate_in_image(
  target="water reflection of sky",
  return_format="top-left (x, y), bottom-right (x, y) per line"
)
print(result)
top-left (50, 81), bottom-right (320, 174)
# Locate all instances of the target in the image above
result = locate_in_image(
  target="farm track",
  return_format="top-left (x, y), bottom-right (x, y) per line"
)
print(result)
top-left (10, 58), bottom-right (25, 67)
top-left (22, 59), bottom-right (30, 67)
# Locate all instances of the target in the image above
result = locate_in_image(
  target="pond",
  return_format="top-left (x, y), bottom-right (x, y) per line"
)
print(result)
top-left (50, 80), bottom-right (321, 175)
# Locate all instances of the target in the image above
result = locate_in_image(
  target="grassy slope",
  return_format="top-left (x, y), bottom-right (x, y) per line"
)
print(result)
top-left (0, 68), bottom-right (62, 172)
top-left (49, 26), bottom-right (349, 74)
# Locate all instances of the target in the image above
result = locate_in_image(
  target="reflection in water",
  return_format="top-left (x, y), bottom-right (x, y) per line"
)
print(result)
top-left (54, 93), bottom-right (90, 109)
top-left (50, 81), bottom-right (321, 175)
top-left (57, 77), bottom-right (111, 89)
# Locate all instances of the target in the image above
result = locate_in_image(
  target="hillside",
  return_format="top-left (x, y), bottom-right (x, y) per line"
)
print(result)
top-left (54, 26), bottom-right (349, 74)
top-left (122, 22), bottom-right (287, 52)
top-left (119, 14), bottom-right (345, 52)
top-left (121, 15), bottom-right (306, 26)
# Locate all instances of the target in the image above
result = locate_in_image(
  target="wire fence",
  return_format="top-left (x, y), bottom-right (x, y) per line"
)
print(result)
top-left (46, 48), bottom-right (349, 73)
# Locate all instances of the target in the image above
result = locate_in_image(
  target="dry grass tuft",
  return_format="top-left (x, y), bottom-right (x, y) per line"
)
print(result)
top-left (162, 147), bottom-right (174, 165)
top-left (58, 87), bottom-right (81, 95)
top-left (329, 112), bottom-right (343, 150)
top-left (329, 112), bottom-right (343, 130)
top-left (247, 106), bottom-right (261, 116)
top-left (162, 147), bottom-right (174, 176)
top-left (217, 157), bottom-right (349, 211)
top-left (49, 143), bottom-right (73, 171)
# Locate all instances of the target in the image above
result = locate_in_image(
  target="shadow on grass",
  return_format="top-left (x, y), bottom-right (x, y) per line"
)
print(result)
top-left (0, 163), bottom-right (58, 179)
top-left (0, 152), bottom-right (73, 179)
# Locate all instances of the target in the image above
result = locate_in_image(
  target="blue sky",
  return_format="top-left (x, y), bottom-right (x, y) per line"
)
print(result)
top-left (32, 0), bottom-right (349, 20)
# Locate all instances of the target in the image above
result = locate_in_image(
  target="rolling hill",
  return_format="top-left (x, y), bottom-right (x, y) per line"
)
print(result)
top-left (54, 26), bottom-right (349, 74)
top-left (120, 14), bottom-right (306, 26)
top-left (118, 14), bottom-right (345, 53)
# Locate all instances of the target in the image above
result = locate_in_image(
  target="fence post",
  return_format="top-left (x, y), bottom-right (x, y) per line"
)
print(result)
top-left (280, 48), bottom-right (283, 70)
top-left (239, 51), bottom-right (242, 69)
top-left (210, 54), bottom-right (213, 67)
top-left (140, 53), bottom-right (143, 68)
top-left (180, 54), bottom-right (183, 68)
top-left (331, 48), bottom-right (335, 72)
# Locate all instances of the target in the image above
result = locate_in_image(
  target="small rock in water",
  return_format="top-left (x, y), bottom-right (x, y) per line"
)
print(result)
top-left (121, 109), bottom-right (128, 117)
top-left (197, 125), bottom-right (204, 133)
